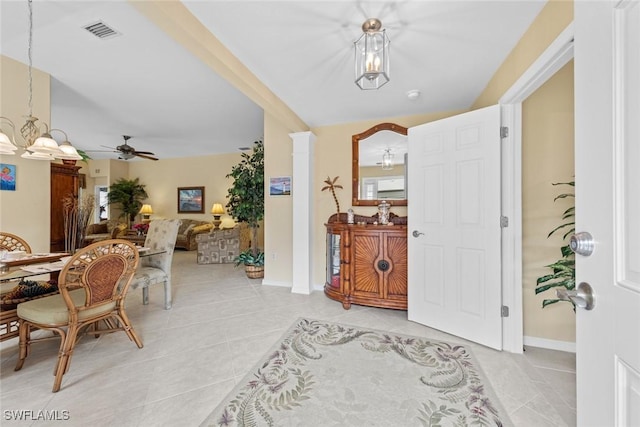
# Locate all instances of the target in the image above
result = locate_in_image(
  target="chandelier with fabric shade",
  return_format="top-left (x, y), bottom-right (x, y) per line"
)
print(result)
top-left (0, 0), bottom-right (82, 161)
top-left (354, 18), bottom-right (390, 90)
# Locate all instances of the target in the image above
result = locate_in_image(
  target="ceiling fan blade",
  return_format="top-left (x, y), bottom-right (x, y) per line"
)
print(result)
top-left (132, 151), bottom-right (155, 155)
top-left (100, 145), bottom-right (117, 150)
top-left (134, 152), bottom-right (159, 161)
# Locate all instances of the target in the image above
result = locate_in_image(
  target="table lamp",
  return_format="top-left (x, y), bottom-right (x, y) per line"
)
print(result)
top-left (139, 204), bottom-right (153, 223)
top-left (211, 203), bottom-right (225, 229)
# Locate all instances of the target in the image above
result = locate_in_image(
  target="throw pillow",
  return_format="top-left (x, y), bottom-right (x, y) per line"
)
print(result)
top-left (193, 223), bottom-right (213, 233)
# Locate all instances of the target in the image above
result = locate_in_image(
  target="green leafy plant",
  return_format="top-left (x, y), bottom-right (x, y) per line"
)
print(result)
top-left (107, 177), bottom-right (148, 224)
top-left (226, 139), bottom-right (264, 262)
top-left (535, 181), bottom-right (575, 309)
top-left (234, 249), bottom-right (265, 267)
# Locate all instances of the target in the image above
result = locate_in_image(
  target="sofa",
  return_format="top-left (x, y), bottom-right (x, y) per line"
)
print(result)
top-left (174, 219), bottom-right (213, 250)
top-left (84, 219), bottom-right (128, 244)
top-left (196, 225), bottom-right (242, 264)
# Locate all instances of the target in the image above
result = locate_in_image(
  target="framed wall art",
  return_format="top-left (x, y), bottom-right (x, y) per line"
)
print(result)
top-left (269, 176), bottom-right (291, 196)
top-left (0, 163), bottom-right (16, 191)
top-left (177, 186), bottom-right (205, 213)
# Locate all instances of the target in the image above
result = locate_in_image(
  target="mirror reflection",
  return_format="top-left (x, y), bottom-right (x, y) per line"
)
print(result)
top-left (352, 123), bottom-right (408, 206)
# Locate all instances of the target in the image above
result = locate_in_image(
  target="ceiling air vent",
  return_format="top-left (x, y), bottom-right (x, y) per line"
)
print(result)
top-left (83, 21), bottom-right (120, 40)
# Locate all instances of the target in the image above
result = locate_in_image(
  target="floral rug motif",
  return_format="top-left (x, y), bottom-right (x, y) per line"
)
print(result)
top-left (201, 318), bottom-right (511, 427)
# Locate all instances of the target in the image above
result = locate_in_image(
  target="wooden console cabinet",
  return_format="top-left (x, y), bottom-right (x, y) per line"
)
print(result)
top-left (325, 218), bottom-right (407, 310)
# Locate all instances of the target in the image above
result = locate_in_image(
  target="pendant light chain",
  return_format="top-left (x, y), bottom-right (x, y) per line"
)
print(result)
top-left (20, 0), bottom-right (40, 147)
top-left (27, 0), bottom-right (33, 117)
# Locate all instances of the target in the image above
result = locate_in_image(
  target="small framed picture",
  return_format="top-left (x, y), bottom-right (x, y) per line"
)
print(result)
top-left (0, 163), bottom-right (16, 191)
top-left (177, 186), bottom-right (205, 213)
top-left (269, 176), bottom-right (291, 196)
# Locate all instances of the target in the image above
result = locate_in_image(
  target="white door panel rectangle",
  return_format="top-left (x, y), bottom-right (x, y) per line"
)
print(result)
top-left (457, 248), bottom-right (485, 317)
top-left (423, 165), bottom-right (444, 225)
top-left (615, 357), bottom-right (640, 427)
top-left (456, 124), bottom-right (481, 150)
top-left (423, 245), bottom-right (445, 306)
top-left (457, 159), bottom-right (484, 227)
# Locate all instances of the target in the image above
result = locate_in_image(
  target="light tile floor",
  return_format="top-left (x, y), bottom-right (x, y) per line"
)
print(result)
top-left (0, 251), bottom-right (576, 426)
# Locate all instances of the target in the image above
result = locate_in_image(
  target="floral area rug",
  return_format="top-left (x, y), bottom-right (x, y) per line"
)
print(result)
top-left (201, 318), bottom-right (511, 427)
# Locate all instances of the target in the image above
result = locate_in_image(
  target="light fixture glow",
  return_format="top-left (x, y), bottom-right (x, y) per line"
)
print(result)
top-left (354, 18), bottom-right (390, 90)
top-left (382, 149), bottom-right (394, 170)
top-left (139, 204), bottom-right (153, 222)
top-left (211, 203), bottom-right (225, 229)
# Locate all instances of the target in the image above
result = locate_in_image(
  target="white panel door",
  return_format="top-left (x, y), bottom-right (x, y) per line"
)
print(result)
top-left (407, 105), bottom-right (502, 350)
top-left (575, 1), bottom-right (640, 424)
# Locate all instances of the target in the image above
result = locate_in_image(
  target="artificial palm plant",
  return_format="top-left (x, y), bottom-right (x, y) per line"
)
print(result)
top-left (226, 139), bottom-right (264, 271)
top-left (107, 177), bottom-right (148, 225)
top-left (535, 180), bottom-right (575, 309)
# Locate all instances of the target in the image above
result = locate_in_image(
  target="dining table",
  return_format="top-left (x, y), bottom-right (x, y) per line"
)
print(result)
top-left (0, 247), bottom-right (165, 342)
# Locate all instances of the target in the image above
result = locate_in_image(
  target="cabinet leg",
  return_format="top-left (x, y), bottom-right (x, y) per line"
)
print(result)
top-left (342, 300), bottom-right (351, 310)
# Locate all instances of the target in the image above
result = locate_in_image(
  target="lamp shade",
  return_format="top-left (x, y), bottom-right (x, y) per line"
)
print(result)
top-left (211, 203), bottom-right (225, 215)
top-left (139, 204), bottom-right (154, 215)
top-left (29, 132), bottom-right (63, 155)
top-left (56, 141), bottom-right (83, 160)
top-left (21, 151), bottom-right (54, 160)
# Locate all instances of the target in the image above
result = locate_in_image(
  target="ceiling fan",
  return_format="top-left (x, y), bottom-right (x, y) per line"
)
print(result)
top-left (88, 135), bottom-right (159, 161)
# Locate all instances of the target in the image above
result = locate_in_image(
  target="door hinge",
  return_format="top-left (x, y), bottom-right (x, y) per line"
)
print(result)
top-left (500, 216), bottom-right (509, 228)
top-left (501, 306), bottom-right (509, 317)
top-left (500, 126), bottom-right (509, 138)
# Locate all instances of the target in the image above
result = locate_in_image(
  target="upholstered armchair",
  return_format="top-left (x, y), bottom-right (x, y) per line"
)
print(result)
top-left (129, 219), bottom-right (181, 309)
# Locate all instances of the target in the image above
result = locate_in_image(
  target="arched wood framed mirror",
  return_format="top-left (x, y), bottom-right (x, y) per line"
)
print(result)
top-left (352, 123), bottom-right (408, 206)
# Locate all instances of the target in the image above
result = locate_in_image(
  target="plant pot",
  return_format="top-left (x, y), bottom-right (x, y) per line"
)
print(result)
top-left (245, 264), bottom-right (264, 279)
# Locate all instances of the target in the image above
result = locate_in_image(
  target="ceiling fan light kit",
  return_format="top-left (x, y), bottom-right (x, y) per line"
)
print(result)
top-left (85, 135), bottom-right (159, 161)
top-left (354, 18), bottom-right (390, 90)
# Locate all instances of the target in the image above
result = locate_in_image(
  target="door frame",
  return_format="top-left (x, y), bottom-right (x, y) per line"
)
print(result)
top-left (499, 23), bottom-right (574, 353)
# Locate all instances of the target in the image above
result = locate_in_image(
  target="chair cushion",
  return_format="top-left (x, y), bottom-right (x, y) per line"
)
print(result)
top-left (17, 289), bottom-right (116, 326)
top-left (129, 267), bottom-right (168, 290)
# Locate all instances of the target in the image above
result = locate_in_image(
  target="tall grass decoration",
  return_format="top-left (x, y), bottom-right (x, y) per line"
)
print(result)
top-left (63, 194), bottom-right (95, 253)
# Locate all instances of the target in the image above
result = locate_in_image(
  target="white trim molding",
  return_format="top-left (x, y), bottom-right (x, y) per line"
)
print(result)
top-left (499, 22), bottom-right (574, 354)
top-left (290, 131), bottom-right (316, 295)
top-left (524, 335), bottom-right (576, 353)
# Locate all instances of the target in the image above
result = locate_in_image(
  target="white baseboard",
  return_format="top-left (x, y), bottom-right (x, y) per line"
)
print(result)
top-left (523, 335), bottom-right (576, 353)
top-left (312, 283), bottom-right (324, 292)
top-left (260, 279), bottom-right (291, 288)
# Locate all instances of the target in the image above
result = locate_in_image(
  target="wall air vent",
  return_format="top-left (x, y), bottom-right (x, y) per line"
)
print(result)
top-left (83, 21), bottom-right (120, 40)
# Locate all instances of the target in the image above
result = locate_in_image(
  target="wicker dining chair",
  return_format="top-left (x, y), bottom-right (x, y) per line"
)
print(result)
top-left (129, 219), bottom-right (181, 310)
top-left (14, 239), bottom-right (142, 392)
top-left (0, 232), bottom-right (32, 253)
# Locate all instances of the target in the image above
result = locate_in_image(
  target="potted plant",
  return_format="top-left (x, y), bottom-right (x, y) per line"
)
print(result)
top-left (107, 178), bottom-right (149, 227)
top-left (226, 139), bottom-right (264, 278)
top-left (535, 180), bottom-right (575, 309)
top-left (235, 249), bottom-right (265, 279)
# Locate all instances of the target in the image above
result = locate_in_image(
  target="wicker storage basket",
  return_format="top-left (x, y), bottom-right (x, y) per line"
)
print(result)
top-left (245, 265), bottom-right (264, 279)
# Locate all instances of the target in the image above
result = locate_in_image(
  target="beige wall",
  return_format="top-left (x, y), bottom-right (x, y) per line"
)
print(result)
top-left (0, 55), bottom-right (52, 252)
top-left (470, 0), bottom-right (574, 344)
top-left (263, 111), bottom-right (294, 285)
top-left (472, 0), bottom-right (573, 110)
top-left (522, 61), bottom-right (575, 342)
top-left (125, 152), bottom-right (243, 225)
